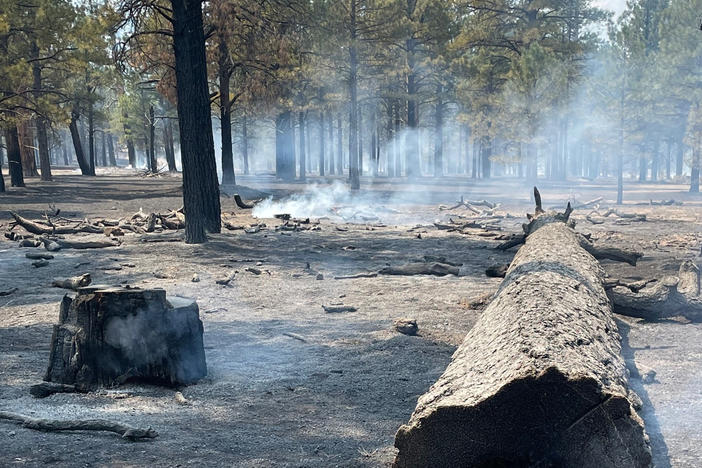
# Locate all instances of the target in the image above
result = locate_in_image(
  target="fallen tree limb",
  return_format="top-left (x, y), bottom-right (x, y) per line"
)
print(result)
top-left (234, 194), bottom-right (254, 209)
top-left (0, 411), bottom-right (158, 440)
top-left (394, 188), bottom-right (650, 468)
top-left (29, 382), bottom-right (81, 398)
top-left (41, 237), bottom-right (120, 250)
top-left (52, 273), bottom-right (91, 291)
top-left (380, 263), bottom-right (460, 277)
top-left (10, 212), bottom-right (102, 235)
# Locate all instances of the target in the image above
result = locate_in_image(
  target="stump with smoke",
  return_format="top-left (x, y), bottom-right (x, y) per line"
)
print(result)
top-left (43, 287), bottom-right (206, 391)
top-left (393, 188), bottom-right (652, 468)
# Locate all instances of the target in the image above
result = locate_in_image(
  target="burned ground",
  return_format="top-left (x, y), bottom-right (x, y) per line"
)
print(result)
top-left (0, 171), bottom-right (700, 467)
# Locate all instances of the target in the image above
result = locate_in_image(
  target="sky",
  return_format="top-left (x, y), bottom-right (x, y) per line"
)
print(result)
top-left (595, 0), bottom-right (628, 17)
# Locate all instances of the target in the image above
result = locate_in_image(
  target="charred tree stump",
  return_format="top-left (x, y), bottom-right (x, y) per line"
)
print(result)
top-left (44, 288), bottom-right (206, 390)
top-left (394, 189), bottom-right (651, 468)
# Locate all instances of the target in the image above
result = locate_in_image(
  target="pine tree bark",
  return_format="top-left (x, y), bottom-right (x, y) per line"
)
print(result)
top-left (148, 105), bottom-right (157, 172)
top-left (100, 130), bottom-right (108, 167)
top-left (434, 88), bottom-right (443, 177)
top-left (87, 103), bottom-right (96, 175)
top-left (328, 110), bottom-right (335, 175)
top-left (336, 115), bottom-right (343, 175)
top-left (275, 111), bottom-right (295, 181)
top-left (406, 39), bottom-right (420, 178)
top-left (123, 112), bottom-right (137, 168)
top-left (62, 137), bottom-right (69, 166)
top-left (358, 107), bottom-right (363, 176)
top-left (18, 121), bottom-right (38, 177)
top-left (171, 0), bottom-right (222, 243)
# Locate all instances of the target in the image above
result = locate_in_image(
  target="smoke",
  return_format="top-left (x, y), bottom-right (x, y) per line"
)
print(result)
top-left (252, 180), bottom-right (387, 221)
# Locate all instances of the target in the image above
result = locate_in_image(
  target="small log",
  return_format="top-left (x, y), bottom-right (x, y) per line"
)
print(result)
top-left (26, 252), bottom-right (54, 260)
top-left (322, 305), bottom-right (357, 313)
top-left (52, 273), bottom-right (92, 291)
top-left (10, 212), bottom-right (102, 235)
top-left (333, 272), bottom-right (379, 280)
top-left (41, 237), bottom-right (121, 250)
top-left (495, 235), bottom-right (526, 251)
top-left (145, 213), bottom-right (157, 232)
top-left (380, 263), bottom-right (460, 277)
top-left (32, 259), bottom-right (50, 268)
top-left (19, 238), bottom-right (42, 247)
top-left (0, 287), bottom-right (18, 296)
top-left (0, 411), bottom-right (157, 441)
top-left (578, 235), bottom-right (643, 266)
top-left (394, 188), bottom-right (651, 468)
top-left (234, 194), bottom-right (254, 209)
top-left (29, 382), bottom-right (80, 398)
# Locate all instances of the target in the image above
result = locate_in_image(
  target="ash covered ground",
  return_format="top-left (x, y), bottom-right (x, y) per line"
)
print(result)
top-left (0, 170), bottom-right (700, 467)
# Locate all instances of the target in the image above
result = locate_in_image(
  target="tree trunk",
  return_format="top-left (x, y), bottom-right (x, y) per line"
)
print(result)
top-left (100, 129), bottom-right (108, 167)
top-left (298, 111), bottom-right (306, 181)
top-left (358, 107), bottom-right (363, 176)
top-left (218, 35), bottom-right (235, 186)
top-left (481, 136), bottom-right (492, 179)
top-left (328, 110), bottom-right (335, 175)
top-left (88, 103), bottom-right (96, 175)
top-left (44, 288), bottom-right (206, 390)
top-left (30, 42), bottom-right (52, 181)
top-left (170, 0), bottom-right (222, 243)
top-left (107, 133), bottom-right (116, 166)
top-left (394, 101), bottom-right (402, 177)
top-left (164, 119), bottom-right (177, 171)
top-left (371, 110), bottom-right (378, 177)
top-left (336, 115), bottom-right (343, 175)
top-left (691, 149), bottom-right (700, 194)
top-left (434, 89), bottom-right (443, 177)
top-left (148, 105), bottom-right (157, 173)
top-left (62, 138), bottom-right (69, 166)
top-left (675, 140), bottom-right (683, 177)
top-left (348, 0), bottom-right (360, 190)
top-left (665, 140), bottom-right (671, 180)
top-left (123, 112), bottom-right (137, 168)
top-left (406, 39), bottom-right (420, 178)
top-left (638, 154), bottom-right (646, 182)
top-left (319, 110), bottom-right (325, 176)
top-left (275, 111), bottom-right (295, 181)
top-left (18, 121), bottom-right (38, 177)
top-left (69, 110), bottom-right (92, 176)
top-left (394, 218), bottom-right (651, 468)
top-left (242, 114), bottom-right (249, 175)
top-left (5, 127), bottom-right (24, 187)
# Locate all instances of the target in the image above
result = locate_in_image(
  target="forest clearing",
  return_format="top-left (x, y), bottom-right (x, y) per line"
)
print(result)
top-left (1, 172), bottom-right (701, 467)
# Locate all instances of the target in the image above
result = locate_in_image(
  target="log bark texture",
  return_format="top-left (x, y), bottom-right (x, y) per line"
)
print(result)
top-left (45, 288), bottom-right (206, 390)
top-left (394, 221), bottom-right (651, 467)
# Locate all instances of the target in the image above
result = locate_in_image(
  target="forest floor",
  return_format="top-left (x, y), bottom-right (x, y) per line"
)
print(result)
top-left (0, 169), bottom-right (701, 467)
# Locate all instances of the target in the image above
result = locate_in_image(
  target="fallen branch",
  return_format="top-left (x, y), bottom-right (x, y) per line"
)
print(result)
top-left (29, 382), bottom-right (81, 398)
top-left (0, 411), bottom-right (158, 441)
top-left (52, 273), bottom-right (92, 291)
top-left (379, 263), bottom-right (460, 277)
top-left (322, 305), bottom-right (358, 313)
top-left (234, 194), bottom-right (254, 209)
top-left (41, 238), bottom-right (120, 250)
top-left (10, 212), bottom-right (102, 235)
top-left (577, 234), bottom-right (643, 266)
top-left (334, 272), bottom-right (379, 280)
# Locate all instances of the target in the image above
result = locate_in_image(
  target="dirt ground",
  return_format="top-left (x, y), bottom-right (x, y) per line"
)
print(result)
top-left (0, 169), bottom-right (700, 467)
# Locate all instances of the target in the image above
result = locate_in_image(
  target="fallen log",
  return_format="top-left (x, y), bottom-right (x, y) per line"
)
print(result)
top-left (51, 273), bottom-right (92, 291)
top-left (234, 194), bottom-right (254, 209)
top-left (577, 234), bottom-right (643, 266)
top-left (40, 237), bottom-right (121, 250)
top-left (379, 263), bottom-right (460, 277)
top-left (25, 252), bottom-right (54, 260)
top-left (608, 261), bottom-right (702, 320)
top-left (0, 411), bottom-right (157, 441)
top-left (394, 188), bottom-right (651, 468)
top-left (10, 212), bottom-right (103, 235)
top-left (29, 381), bottom-right (81, 398)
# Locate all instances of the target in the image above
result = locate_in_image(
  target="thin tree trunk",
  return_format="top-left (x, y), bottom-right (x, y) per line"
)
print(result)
top-left (69, 110), bottom-right (91, 176)
top-left (275, 111), bottom-right (295, 181)
top-left (406, 39), bottom-right (420, 178)
top-left (434, 88), bottom-right (443, 177)
top-left (358, 107), bottom-right (363, 176)
top-left (675, 141), bottom-right (684, 177)
top-left (394, 101), bottom-right (401, 176)
top-left (18, 122), bottom-right (38, 177)
top-left (62, 135), bottom-right (69, 166)
top-left (101, 130), bottom-right (108, 167)
top-left (123, 112), bottom-right (137, 168)
top-left (107, 133), bottom-right (116, 166)
top-left (6, 127), bottom-right (25, 187)
top-left (88, 103), bottom-right (95, 175)
top-left (298, 111), bottom-right (306, 181)
top-left (348, 0), bottom-right (360, 190)
top-left (328, 111), bottom-right (335, 175)
top-left (218, 35), bottom-right (235, 186)
top-left (31, 42), bottom-right (52, 181)
top-left (148, 105), bottom-right (157, 173)
top-left (336, 115), bottom-right (343, 175)
top-left (171, 0), bottom-right (222, 243)
top-left (242, 114), bottom-right (249, 175)
top-left (319, 110), bottom-right (325, 177)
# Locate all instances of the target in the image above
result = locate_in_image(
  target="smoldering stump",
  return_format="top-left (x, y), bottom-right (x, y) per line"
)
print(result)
top-left (44, 287), bottom-right (206, 389)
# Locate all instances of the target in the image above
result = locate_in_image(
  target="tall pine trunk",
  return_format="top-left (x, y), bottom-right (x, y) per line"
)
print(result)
top-left (107, 133), bottom-right (116, 166)
top-left (328, 111), bottom-right (335, 175)
top-left (348, 0), bottom-right (360, 190)
top-left (164, 119), bottom-right (177, 171)
top-left (88, 103), bottom-right (96, 175)
top-left (31, 41), bottom-right (52, 181)
top-left (18, 121), bottom-right (38, 177)
top-left (242, 114), bottom-right (249, 175)
top-left (319, 110), bottom-right (325, 176)
top-left (171, 0), bottom-right (222, 243)
top-left (434, 88), bottom-right (443, 177)
top-left (69, 110), bottom-right (91, 176)
top-left (275, 111), bottom-right (295, 181)
top-left (6, 127), bottom-right (25, 187)
top-left (100, 130), bottom-right (108, 167)
top-left (148, 105), bottom-right (157, 172)
top-left (298, 111), bottom-right (306, 181)
top-left (218, 35), bottom-right (235, 186)
top-left (123, 112), bottom-right (137, 168)
top-left (336, 115), bottom-right (343, 175)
